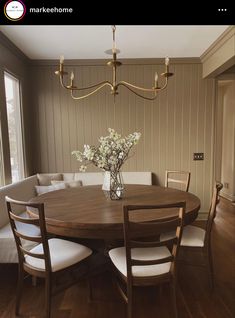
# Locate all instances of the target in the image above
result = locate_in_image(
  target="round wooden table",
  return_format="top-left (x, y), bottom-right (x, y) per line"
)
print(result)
top-left (30, 185), bottom-right (200, 240)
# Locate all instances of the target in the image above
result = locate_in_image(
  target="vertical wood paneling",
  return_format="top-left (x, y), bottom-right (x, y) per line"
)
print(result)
top-left (204, 79), bottom-right (215, 209)
top-left (136, 66), bottom-right (145, 171)
top-left (45, 67), bottom-right (56, 172)
top-left (32, 62), bottom-right (215, 214)
top-left (175, 65), bottom-right (183, 173)
top-left (182, 65), bottom-right (190, 171)
top-left (60, 70), bottom-right (70, 172)
top-left (143, 66), bottom-right (152, 171)
top-left (52, 65), bottom-right (63, 172)
top-left (128, 65), bottom-right (138, 172)
top-left (166, 65), bottom-right (174, 172)
top-left (189, 64), bottom-right (199, 195)
top-left (38, 69), bottom-right (49, 172)
top-left (197, 64), bottom-right (206, 209)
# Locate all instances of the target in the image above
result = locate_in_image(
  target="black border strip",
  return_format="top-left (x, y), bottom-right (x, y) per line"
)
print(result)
top-left (0, 1), bottom-right (234, 25)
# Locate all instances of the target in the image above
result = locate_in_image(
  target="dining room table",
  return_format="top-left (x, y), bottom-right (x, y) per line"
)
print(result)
top-left (29, 185), bottom-right (201, 240)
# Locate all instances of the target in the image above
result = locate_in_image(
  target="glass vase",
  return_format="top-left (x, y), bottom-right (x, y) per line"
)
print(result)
top-left (102, 171), bottom-right (124, 200)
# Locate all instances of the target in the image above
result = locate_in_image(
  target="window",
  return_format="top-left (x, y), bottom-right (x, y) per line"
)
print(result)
top-left (4, 72), bottom-right (24, 183)
top-left (0, 129), bottom-right (4, 186)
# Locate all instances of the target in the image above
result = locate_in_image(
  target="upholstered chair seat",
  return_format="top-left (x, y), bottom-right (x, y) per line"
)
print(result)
top-left (160, 225), bottom-right (206, 247)
top-left (109, 246), bottom-right (171, 277)
top-left (26, 238), bottom-right (92, 272)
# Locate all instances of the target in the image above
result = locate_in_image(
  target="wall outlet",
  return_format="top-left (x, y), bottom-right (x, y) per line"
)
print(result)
top-left (224, 182), bottom-right (229, 189)
top-left (193, 153), bottom-right (204, 160)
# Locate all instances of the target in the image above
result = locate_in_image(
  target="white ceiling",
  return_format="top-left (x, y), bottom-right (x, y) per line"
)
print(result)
top-left (0, 25), bottom-right (229, 60)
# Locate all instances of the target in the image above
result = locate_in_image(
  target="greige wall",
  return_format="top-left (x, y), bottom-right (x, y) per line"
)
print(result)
top-left (31, 60), bottom-right (215, 215)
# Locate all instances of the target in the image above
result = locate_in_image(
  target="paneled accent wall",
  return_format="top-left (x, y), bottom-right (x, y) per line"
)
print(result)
top-left (31, 61), bottom-right (215, 215)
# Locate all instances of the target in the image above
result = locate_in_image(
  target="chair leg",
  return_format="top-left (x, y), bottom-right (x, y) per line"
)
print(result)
top-left (88, 277), bottom-right (93, 302)
top-left (15, 265), bottom-right (24, 316)
top-left (45, 276), bottom-right (52, 318)
top-left (32, 276), bottom-right (37, 286)
top-left (127, 285), bottom-right (133, 318)
top-left (169, 281), bottom-right (178, 318)
top-left (206, 248), bottom-right (214, 291)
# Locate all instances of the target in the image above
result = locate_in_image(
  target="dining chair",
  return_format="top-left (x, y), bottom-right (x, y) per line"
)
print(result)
top-left (165, 170), bottom-right (191, 192)
top-left (108, 202), bottom-right (186, 318)
top-left (5, 196), bottom-right (93, 318)
top-left (161, 181), bottom-right (223, 289)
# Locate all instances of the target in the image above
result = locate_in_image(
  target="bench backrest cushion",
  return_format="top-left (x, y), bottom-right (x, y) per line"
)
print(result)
top-left (74, 172), bottom-right (104, 185)
top-left (37, 173), bottom-right (63, 185)
top-left (0, 175), bottom-right (38, 228)
top-left (122, 172), bottom-right (152, 185)
top-left (65, 172), bottom-right (152, 186)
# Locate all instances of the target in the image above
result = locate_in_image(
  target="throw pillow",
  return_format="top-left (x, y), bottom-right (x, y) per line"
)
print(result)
top-left (51, 180), bottom-right (83, 188)
top-left (37, 173), bottom-right (63, 186)
top-left (35, 183), bottom-right (66, 196)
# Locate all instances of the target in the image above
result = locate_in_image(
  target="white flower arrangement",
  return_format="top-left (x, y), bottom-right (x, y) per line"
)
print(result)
top-left (72, 128), bottom-right (141, 172)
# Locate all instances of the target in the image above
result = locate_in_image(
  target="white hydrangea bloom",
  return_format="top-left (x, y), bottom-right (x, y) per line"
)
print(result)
top-left (79, 165), bottom-right (87, 172)
top-left (72, 129), bottom-right (141, 172)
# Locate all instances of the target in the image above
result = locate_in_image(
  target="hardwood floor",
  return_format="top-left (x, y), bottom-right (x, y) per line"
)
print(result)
top-left (0, 197), bottom-right (234, 318)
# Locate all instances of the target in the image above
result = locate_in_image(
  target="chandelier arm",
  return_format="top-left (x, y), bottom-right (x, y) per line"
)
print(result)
top-left (70, 82), bottom-right (113, 100)
top-left (60, 76), bottom-right (71, 89)
top-left (118, 82), bottom-right (158, 101)
top-left (158, 77), bottom-right (168, 90)
top-left (60, 76), bottom-right (112, 91)
top-left (117, 79), bottom-right (168, 93)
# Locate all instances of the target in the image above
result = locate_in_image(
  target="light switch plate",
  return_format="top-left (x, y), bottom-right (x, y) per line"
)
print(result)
top-left (193, 153), bottom-right (204, 160)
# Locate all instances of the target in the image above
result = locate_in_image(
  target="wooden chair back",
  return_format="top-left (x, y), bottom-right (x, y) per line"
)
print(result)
top-left (5, 196), bottom-right (52, 275)
top-left (123, 202), bottom-right (185, 284)
top-left (165, 170), bottom-right (191, 192)
top-left (205, 182), bottom-right (223, 247)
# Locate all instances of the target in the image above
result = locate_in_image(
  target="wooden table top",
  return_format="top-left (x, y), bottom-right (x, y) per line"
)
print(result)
top-left (30, 185), bottom-right (201, 239)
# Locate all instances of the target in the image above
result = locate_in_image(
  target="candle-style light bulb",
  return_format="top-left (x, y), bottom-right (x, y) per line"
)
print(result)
top-left (71, 71), bottom-right (74, 81)
top-left (60, 55), bottom-right (64, 64)
top-left (112, 25), bottom-right (117, 54)
top-left (59, 55), bottom-right (64, 73)
top-left (165, 57), bottom-right (170, 66)
top-left (70, 71), bottom-right (75, 87)
top-left (154, 72), bottom-right (158, 87)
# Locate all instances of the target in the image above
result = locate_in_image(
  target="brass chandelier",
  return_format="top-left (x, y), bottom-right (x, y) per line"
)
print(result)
top-left (55, 26), bottom-right (174, 101)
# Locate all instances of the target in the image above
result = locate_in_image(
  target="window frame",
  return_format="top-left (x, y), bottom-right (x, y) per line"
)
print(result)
top-left (0, 67), bottom-right (26, 186)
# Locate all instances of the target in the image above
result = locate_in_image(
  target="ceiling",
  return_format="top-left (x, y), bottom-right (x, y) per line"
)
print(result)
top-left (0, 25), bottom-right (229, 60)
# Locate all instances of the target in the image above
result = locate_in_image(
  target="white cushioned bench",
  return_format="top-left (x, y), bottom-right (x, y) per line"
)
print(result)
top-left (38, 172), bottom-right (152, 186)
top-left (0, 172), bottom-right (152, 263)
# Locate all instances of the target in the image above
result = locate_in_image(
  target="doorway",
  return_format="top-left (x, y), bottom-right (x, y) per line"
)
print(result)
top-left (215, 77), bottom-right (235, 202)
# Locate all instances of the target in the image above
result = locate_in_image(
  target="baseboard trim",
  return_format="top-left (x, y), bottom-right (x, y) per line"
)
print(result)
top-left (196, 212), bottom-right (208, 220)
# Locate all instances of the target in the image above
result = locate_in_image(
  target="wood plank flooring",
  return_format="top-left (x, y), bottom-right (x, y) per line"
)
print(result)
top-left (0, 197), bottom-right (234, 318)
